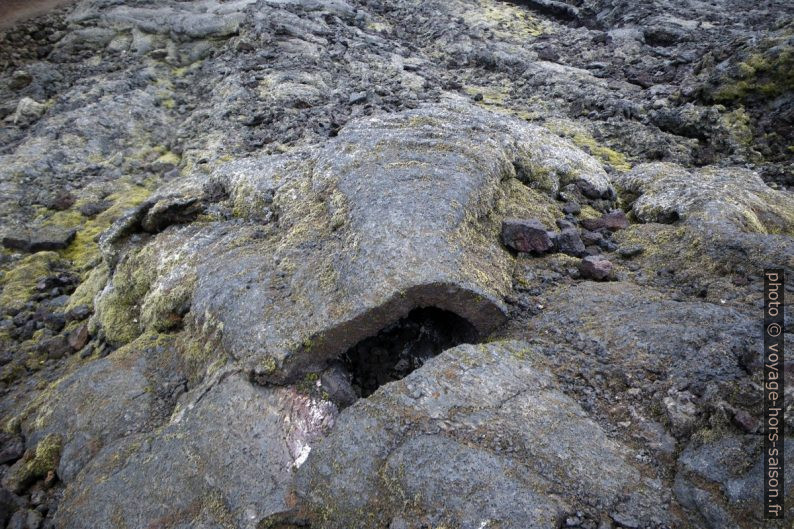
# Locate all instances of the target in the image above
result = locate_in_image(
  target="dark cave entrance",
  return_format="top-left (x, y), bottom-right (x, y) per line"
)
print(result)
top-left (341, 307), bottom-right (478, 398)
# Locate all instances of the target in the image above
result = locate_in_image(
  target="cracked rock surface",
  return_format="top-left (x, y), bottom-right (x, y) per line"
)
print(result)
top-left (0, 0), bottom-right (792, 528)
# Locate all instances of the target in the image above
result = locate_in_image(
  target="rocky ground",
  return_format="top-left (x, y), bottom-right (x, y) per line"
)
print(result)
top-left (0, 0), bottom-right (792, 528)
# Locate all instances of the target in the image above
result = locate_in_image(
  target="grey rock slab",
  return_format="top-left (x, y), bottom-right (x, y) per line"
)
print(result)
top-left (522, 281), bottom-right (757, 391)
top-left (281, 341), bottom-right (677, 529)
top-left (95, 101), bottom-right (615, 383)
top-left (54, 372), bottom-right (336, 529)
top-left (1, 226), bottom-right (76, 252)
top-left (18, 333), bottom-right (185, 484)
top-left (616, 163), bottom-right (794, 233)
top-left (579, 255), bottom-right (613, 280)
top-left (674, 434), bottom-right (794, 526)
top-left (613, 161), bottom-right (794, 291)
top-left (555, 227), bottom-right (587, 257)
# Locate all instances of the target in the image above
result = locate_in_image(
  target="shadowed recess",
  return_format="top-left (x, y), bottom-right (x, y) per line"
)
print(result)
top-left (341, 307), bottom-right (478, 398)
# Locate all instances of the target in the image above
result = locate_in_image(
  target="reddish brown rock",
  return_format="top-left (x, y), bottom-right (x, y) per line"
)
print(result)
top-left (579, 255), bottom-right (614, 281)
top-left (501, 219), bottom-right (553, 254)
top-left (68, 323), bottom-right (89, 351)
top-left (581, 210), bottom-right (630, 231)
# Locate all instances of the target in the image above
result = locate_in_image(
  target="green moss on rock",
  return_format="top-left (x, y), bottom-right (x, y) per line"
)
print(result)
top-left (2, 433), bottom-right (62, 493)
top-left (0, 252), bottom-right (62, 308)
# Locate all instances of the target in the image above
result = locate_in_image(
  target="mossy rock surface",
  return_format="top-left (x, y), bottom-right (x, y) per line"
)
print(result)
top-left (93, 101), bottom-right (615, 383)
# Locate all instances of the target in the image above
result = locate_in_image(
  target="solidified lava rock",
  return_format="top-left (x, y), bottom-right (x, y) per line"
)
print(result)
top-left (0, 0), bottom-right (792, 528)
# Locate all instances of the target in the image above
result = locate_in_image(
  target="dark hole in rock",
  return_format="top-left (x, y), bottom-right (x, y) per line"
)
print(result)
top-left (341, 307), bottom-right (478, 399)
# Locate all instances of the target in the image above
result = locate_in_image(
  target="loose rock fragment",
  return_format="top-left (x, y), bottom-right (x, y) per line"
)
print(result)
top-left (0, 433), bottom-right (24, 465)
top-left (2, 228), bottom-right (76, 252)
top-left (579, 255), bottom-right (614, 281)
top-left (501, 218), bottom-right (554, 254)
top-left (554, 227), bottom-right (587, 257)
top-left (581, 210), bottom-right (630, 231)
top-left (2, 434), bottom-right (62, 494)
top-left (618, 244), bottom-right (645, 258)
top-left (67, 323), bottom-right (89, 351)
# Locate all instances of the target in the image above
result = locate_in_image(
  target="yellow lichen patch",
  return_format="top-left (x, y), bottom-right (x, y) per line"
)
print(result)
top-left (95, 244), bottom-right (159, 345)
top-left (498, 177), bottom-right (562, 226)
top-left (0, 252), bottom-right (62, 308)
top-left (614, 224), bottom-right (724, 284)
top-left (464, 84), bottom-right (511, 106)
top-left (461, 0), bottom-right (545, 39)
top-left (714, 41), bottom-right (794, 102)
top-left (156, 151), bottom-right (181, 165)
top-left (40, 182), bottom-right (153, 272)
top-left (545, 119), bottom-right (632, 172)
top-left (65, 264), bottom-right (109, 312)
top-left (578, 205), bottom-right (602, 221)
top-left (4, 433), bottom-right (62, 493)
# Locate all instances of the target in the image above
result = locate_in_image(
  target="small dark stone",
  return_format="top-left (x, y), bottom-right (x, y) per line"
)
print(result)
top-left (598, 238), bottom-right (618, 252)
top-left (36, 277), bottom-right (57, 292)
top-left (48, 191), bottom-right (75, 211)
top-left (68, 323), bottom-right (89, 352)
top-left (2, 231), bottom-right (31, 252)
top-left (580, 230), bottom-right (603, 246)
top-left (26, 508), bottom-right (43, 529)
top-left (79, 343), bottom-right (95, 359)
top-left (562, 201), bottom-right (581, 215)
top-left (79, 200), bottom-right (112, 217)
top-left (0, 432), bottom-right (24, 465)
top-left (9, 70), bottom-right (33, 90)
top-left (501, 219), bottom-right (553, 254)
top-left (243, 114), bottom-right (266, 127)
top-left (576, 180), bottom-right (607, 199)
top-left (610, 512), bottom-right (640, 529)
top-left (18, 321), bottom-right (36, 341)
top-left (320, 364), bottom-right (358, 409)
top-left (29, 227), bottom-right (77, 252)
top-left (66, 305), bottom-right (92, 322)
top-left (581, 210), bottom-right (630, 232)
top-left (44, 312), bottom-right (66, 332)
top-left (556, 218), bottom-right (576, 230)
top-left (12, 312), bottom-right (31, 327)
top-left (732, 409), bottom-right (758, 433)
top-left (41, 335), bottom-right (71, 359)
top-left (618, 245), bottom-right (645, 258)
top-left (5, 510), bottom-right (25, 529)
top-left (584, 245), bottom-right (601, 256)
top-left (579, 255), bottom-right (613, 281)
top-left (0, 486), bottom-right (20, 527)
top-left (555, 228), bottom-right (587, 257)
top-left (473, 93), bottom-right (484, 101)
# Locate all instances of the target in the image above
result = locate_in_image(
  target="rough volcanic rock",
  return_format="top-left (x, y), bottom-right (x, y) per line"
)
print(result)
top-left (580, 210), bottom-right (629, 231)
top-left (578, 254), bottom-right (613, 280)
top-left (501, 218), bottom-right (554, 253)
top-left (55, 372), bottom-right (336, 529)
top-left (17, 334), bottom-right (187, 484)
top-left (674, 435), bottom-right (794, 528)
top-left (277, 341), bottom-right (678, 529)
top-left (554, 227), bottom-right (587, 256)
top-left (0, 0), bottom-right (791, 527)
top-left (93, 101), bottom-right (613, 383)
top-left (2, 226), bottom-right (76, 252)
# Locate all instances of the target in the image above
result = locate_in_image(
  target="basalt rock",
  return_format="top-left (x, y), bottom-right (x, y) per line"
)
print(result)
top-left (55, 372), bottom-right (336, 529)
top-left (93, 101), bottom-right (614, 383)
top-left (501, 218), bottom-right (554, 254)
top-left (275, 341), bottom-right (679, 529)
top-left (0, 0), bottom-right (793, 528)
